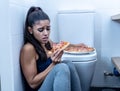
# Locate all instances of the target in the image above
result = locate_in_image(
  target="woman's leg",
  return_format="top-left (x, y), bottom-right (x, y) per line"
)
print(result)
top-left (63, 61), bottom-right (82, 91)
top-left (38, 63), bottom-right (71, 91)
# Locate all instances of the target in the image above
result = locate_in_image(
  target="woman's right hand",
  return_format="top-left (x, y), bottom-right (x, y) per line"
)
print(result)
top-left (50, 49), bottom-right (63, 64)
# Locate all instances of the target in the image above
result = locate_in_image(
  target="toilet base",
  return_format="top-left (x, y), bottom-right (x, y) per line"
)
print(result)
top-left (73, 60), bottom-right (97, 91)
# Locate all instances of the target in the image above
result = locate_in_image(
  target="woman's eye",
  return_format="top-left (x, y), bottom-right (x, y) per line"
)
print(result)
top-left (46, 27), bottom-right (50, 31)
top-left (38, 28), bottom-right (44, 32)
top-left (38, 26), bottom-right (50, 32)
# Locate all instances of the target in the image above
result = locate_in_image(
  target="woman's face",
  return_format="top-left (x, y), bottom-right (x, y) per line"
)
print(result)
top-left (31, 20), bottom-right (50, 44)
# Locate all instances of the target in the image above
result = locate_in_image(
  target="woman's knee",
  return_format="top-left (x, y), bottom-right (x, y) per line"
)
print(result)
top-left (54, 63), bottom-right (70, 74)
top-left (63, 61), bottom-right (76, 69)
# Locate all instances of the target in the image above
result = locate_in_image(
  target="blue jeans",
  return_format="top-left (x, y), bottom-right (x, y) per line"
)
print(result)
top-left (38, 61), bottom-right (82, 91)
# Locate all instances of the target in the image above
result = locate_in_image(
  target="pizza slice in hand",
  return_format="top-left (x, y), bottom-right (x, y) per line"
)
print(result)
top-left (48, 41), bottom-right (70, 54)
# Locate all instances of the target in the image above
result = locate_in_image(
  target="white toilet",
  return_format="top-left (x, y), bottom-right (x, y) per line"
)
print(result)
top-left (57, 10), bottom-right (97, 91)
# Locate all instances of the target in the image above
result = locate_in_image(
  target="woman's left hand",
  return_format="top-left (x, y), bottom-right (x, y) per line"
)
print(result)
top-left (50, 49), bottom-right (63, 64)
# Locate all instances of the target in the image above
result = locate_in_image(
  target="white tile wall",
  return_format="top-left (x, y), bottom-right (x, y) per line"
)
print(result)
top-left (1, 0), bottom-right (38, 91)
top-left (0, 0), bottom-right (13, 91)
top-left (10, 35), bottom-right (24, 91)
top-left (10, 0), bottom-right (37, 7)
top-left (9, 3), bottom-right (25, 35)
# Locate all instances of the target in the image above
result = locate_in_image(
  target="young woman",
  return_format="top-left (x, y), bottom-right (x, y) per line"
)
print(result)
top-left (20, 6), bottom-right (82, 91)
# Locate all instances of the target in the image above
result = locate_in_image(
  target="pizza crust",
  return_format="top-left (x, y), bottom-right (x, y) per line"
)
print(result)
top-left (60, 41), bottom-right (70, 50)
top-left (48, 41), bottom-right (70, 54)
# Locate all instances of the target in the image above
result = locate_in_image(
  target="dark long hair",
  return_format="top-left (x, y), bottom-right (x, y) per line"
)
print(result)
top-left (24, 6), bottom-right (52, 61)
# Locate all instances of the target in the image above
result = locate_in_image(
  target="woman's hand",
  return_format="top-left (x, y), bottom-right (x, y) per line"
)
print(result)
top-left (50, 49), bottom-right (63, 64)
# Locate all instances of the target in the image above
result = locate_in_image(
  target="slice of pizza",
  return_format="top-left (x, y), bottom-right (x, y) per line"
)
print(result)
top-left (48, 41), bottom-right (70, 54)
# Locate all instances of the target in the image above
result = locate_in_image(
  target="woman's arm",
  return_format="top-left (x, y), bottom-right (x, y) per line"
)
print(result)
top-left (20, 43), bottom-right (55, 89)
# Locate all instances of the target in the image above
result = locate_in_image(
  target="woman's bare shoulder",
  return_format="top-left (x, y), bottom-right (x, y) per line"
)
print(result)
top-left (21, 43), bottom-right (35, 53)
top-left (20, 43), bottom-right (37, 61)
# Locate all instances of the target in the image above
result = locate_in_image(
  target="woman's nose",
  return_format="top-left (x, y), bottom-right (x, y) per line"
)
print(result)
top-left (43, 29), bottom-right (49, 35)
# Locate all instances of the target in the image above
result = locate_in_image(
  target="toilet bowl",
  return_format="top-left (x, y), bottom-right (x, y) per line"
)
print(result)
top-left (62, 50), bottom-right (97, 91)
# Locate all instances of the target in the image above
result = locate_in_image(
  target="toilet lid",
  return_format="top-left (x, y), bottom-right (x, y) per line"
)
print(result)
top-left (61, 50), bottom-right (97, 62)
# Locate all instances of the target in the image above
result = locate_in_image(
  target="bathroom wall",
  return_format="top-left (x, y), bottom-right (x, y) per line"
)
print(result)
top-left (0, 0), bottom-right (39, 91)
top-left (38, 0), bottom-right (120, 67)
top-left (0, 0), bottom-right (10, 91)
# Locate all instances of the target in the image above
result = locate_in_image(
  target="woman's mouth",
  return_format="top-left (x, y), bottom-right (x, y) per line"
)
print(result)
top-left (42, 37), bottom-right (48, 41)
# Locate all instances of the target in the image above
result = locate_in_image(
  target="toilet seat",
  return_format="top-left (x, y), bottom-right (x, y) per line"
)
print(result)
top-left (62, 50), bottom-right (97, 62)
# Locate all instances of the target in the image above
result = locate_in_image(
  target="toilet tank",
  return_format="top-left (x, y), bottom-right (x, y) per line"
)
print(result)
top-left (57, 10), bottom-right (95, 47)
